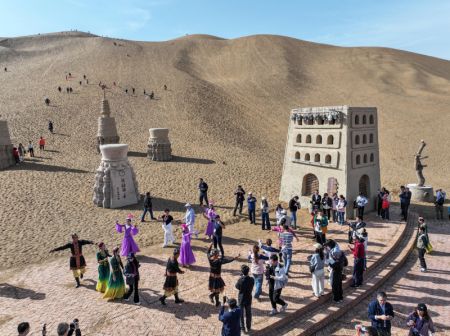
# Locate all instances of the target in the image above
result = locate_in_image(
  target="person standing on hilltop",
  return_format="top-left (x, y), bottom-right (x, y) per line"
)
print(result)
top-left (141, 192), bottom-right (156, 222)
top-left (233, 185), bottom-right (246, 216)
top-left (198, 178), bottom-right (209, 206)
top-left (48, 120), bottom-right (54, 134)
top-left (164, 84), bottom-right (167, 90)
top-left (50, 234), bottom-right (94, 288)
top-left (247, 192), bottom-right (257, 224)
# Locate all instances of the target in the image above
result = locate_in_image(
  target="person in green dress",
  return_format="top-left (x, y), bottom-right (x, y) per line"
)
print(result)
top-left (103, 247), bottom-right (126, 300)
top-left (96, 242), bottom-right (111, 293)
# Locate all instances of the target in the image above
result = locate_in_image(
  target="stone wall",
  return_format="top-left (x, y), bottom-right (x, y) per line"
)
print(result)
top-left (0, 120), bottom-right (15, 170)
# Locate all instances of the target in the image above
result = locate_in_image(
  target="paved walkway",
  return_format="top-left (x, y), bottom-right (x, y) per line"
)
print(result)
top-left (317, 219), bottom-right (450, 335)
top-left (0, 211), bottom-right (403, 335)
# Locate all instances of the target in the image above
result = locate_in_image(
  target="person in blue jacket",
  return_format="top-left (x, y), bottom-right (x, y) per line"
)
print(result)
top-left (219, 297), bottom-right (242, 336)
top-left (247, 192), bottom-right (257, 224)
top-left (368, 291), bottom-right (394, 335)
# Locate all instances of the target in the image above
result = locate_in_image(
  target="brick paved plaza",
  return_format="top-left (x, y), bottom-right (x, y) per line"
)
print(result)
top-left (0, 210), bottom-right (405, 335)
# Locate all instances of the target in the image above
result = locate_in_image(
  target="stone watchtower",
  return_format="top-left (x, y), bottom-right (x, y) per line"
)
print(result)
top-left (96, 99), bottom-right (120, 153)
top-left (279, 106), bottom-right (381, 217)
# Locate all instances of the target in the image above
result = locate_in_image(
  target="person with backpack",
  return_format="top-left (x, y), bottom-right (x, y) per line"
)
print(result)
top-left (350, 236), bottom-right (365, 287)
top-left (435, 189), bottom-right (446, 220)
top-left (381, 192), bottom-right (391, 220)
top-left (265, 254), bottom-right (288, 316)
top-left (417, 226), bottom-right (428, 272)
top-left (235, 265), bottom-right (254, 334)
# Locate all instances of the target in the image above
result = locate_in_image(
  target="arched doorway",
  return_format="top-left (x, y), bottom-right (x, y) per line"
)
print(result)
top-left (359, 175), bottom-right (370, 197)
top-left (302, 173), bottom-right (319, 196)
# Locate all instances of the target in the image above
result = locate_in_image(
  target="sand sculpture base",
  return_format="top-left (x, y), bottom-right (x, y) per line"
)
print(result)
top-left (93, 144), bottom-right (139, 208)
top-left (407, 183), bottom-right (434, 203)
top-left (0, 120), bottom-right (15, 169)
top-left (147, 128), bottom-right (172, 161)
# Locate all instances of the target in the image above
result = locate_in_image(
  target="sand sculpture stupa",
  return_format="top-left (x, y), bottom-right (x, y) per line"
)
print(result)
top-left (96, 98), bottom-right (120, 153)
top-left (93, 144), bottom-right (140, 209)
top-left (0, 120), bottom-right (15, 169)
top-left (147, 128), bottom-right (172, 161)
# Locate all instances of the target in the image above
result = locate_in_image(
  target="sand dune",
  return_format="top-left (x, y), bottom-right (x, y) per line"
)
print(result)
top-left (0, 32), bottom-right (449, 268)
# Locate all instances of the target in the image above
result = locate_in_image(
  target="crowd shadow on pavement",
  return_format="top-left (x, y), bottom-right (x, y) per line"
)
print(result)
top-left (0, 283), bottom-right (46, 300)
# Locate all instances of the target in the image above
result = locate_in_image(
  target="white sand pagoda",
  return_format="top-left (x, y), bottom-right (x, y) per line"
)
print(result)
top-left (93, 144), bottom-right (140, 208)
top-left (0, 120), bottom-right (15, 169)
top-left (96, 98), bottom-right (120, 153)
top-left (147, 128), bottom-right (172, 161)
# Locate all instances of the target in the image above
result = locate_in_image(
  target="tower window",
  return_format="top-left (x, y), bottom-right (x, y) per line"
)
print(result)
top-left (306, 135), bottom-right (312, 143)
top-left (295, 152), bottom-right (300, 160)
top-left (355, 115), bottom-right (360, 125)
top-left (369, 134), bottom-right (374, 143)
top-left (363, 154), bottom-right (368, 163)
top-left (370, 153), bottom-right (374, 162)
top-left (327, 135), bottom-right (334, 145)
top-left (305, 153), bottom-right (310, 161)
top-left (369, 115), bottom-right (374, 124)
top-left (363, 134), bottom-right (367, 144)
top-left (355, 135), bottom-right (360, 145)
top-left (356, 155), bottom-right (361, 164)
top-left (316, 135), bottom-right (322, 144)
top-left (362, 115), bottom-right (367, 124)
top-left (314, 154), bottom-right (320, 162)
top-left (325, 154), bottom-right (332, 164)
top-left (296, 134), bottom-right (302, 143)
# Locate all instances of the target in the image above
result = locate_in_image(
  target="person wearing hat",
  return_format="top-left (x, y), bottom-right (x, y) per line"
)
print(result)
top-left (50, 234), bottom-right (94, 288)
top-left (368, 291), bottom-right (394, 335)
top-left (115, 214), bottom-right (140, 256)
top-left (235, 265), bottom-right (254, 334)
top-left (141, 192), bottom-right (156, 222)
top-left (159, 248), bottom-right (185, 305)
top-left (260, 196), bottom-right (271, 230)
top-left (219, 297), bottom-right (242, 336)
top-left (233, 185), bottom-right (246, 216)
top-left (158, 209), bottom-right (175, 248)
top-left (95, 242), bottom-right (111, 293)
top-left (123, 252), bottom-right (141, 305)
top-left (207, 243), bottom-right (239, 306)
top-left (247, 192), bottom-right (257, 224)
top-left (184, 203), bottom-right (197, 237)
top-left (103, 247), bottom-right (126, 300)
top-left (309, 243), bottom-right (325, 297)
top-left (407, 303), bottom-right (435, 336)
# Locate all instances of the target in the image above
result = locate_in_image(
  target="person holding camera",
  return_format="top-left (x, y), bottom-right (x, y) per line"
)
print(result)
top-left (235, 265), bottom-right (254, 334)
top-left (368, 292), bottom-right (394, 336)
top-left (219, 297), bottom-right (242, 336)
top-left (407, 303), bottom-right (435, 336)
top-left (233, 185), bottom-right (246, 216)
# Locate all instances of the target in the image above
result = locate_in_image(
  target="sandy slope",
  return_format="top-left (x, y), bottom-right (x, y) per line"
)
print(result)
top-left (0, 31), bottom-right (449, 268)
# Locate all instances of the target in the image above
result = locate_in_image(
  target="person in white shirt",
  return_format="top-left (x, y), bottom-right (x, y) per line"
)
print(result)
top-left (184, 203), bottom-right (197, 238)
top-left (356, 193), bottom-right (369, 220)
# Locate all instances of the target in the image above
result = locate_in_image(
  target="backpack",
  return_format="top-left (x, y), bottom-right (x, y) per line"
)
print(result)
top-left (437, 197), bottom-right (445, 206)
top-left (339, 252), bottom-right (348, 267)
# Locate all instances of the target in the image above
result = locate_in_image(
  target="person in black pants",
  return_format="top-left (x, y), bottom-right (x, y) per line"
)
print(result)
top-left (235, 265), bottom-right (254, 334)
top-left (233, 185), bottom-right (246, 216)
top-left (141, 192), bottom-right (156, 222)
top-left (265, 254), bottom-right (288, 315)
top-left (399, 186), bottom-right (412, 221)
top-left (329, 252), bottom-right (344, 303)
top-left (377, 188), bottom-right (386, 217)
top-left (123, 253), bottom-right (140, 304)
top-left (198, 178), bottom-right (209, 206)
top-left (417, 226), bottom-right (428, 272)
top-left (213, 215), bottom-right (225, 257)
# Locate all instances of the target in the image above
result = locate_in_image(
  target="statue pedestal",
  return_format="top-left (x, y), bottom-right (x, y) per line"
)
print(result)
top-left (147, 128), bottom-right (172, 161)
top-left (407, 183), bottom-right (434, 203)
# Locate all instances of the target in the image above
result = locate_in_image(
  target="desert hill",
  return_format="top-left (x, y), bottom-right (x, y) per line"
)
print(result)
top-left (0, 32), bottom-right (449, 268)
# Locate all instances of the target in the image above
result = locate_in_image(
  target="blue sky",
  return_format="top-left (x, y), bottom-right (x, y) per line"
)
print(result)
top-left (2, 0), bottom-right (450, 59)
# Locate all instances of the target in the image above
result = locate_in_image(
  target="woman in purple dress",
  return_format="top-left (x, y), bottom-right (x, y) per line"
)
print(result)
top-left (203, 203), bottom-right (216, 240)
top-left (179, 224), bottom-right (196, 267)
top-left (116, 214), bottom-right (140, 256)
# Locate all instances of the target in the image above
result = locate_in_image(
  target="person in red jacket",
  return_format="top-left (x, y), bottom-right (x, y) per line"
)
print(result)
top-left (12, 147), bottom-right (20, 164)
top-left (349, 237), bottom-right (365, 287)
top-left (39, 136), bottom-right (46, 151)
